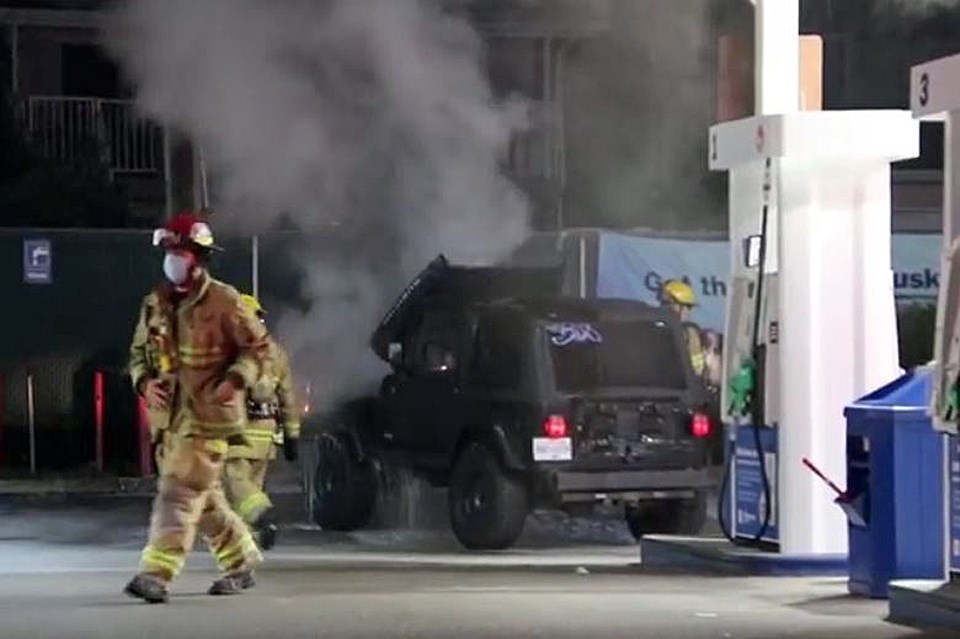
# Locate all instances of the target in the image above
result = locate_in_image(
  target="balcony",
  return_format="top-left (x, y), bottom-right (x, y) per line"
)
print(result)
top-left (15, 96), bottom-right (169, 223)
top-left (23, 96), bottom-right (165, 180)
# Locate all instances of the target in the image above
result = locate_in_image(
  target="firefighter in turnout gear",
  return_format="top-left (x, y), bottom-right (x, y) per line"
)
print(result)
top-left (124, 212), bottom-right (272, 604)
top-left (659, 279), bottom-right (707, 378)
top-left (129, 273), bottom-right (177, 473)
top-left (223, 294), bottom-right (301, 551)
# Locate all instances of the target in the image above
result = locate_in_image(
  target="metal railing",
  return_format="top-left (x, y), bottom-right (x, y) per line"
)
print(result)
top-left (25, 96), bottom-right (165, 178)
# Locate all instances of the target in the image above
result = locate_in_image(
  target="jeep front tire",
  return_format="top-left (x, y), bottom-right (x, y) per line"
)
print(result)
top-left (311, 433), bottom-right (376, 531)
top-left (448, 443), bottom-right (528, 550)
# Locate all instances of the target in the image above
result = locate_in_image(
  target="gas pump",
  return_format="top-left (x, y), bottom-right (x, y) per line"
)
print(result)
top-left (708, 0), bottom-right (917, 562)
top-left (713, 111), bottom-right (917, 559)
top-left (910, 52), bottom-right (960, 581)
top-left (719, 157), bottom-right (781, 547)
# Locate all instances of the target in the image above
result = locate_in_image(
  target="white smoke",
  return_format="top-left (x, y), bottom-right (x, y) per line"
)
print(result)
top-left (105, 0), bottom-right (531, 403)
top-left (561, 0), bottom-right (718, 230)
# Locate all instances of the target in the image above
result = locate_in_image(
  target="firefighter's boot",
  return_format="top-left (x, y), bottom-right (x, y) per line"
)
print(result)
top-left (124, 574), bottom-right (169, 604)
top-left (208, 569), bottom-right (256, 595)
top-left (253, 509), bottom-right (278, 551)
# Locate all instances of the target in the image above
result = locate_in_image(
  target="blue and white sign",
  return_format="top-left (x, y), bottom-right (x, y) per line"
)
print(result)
top-left (596, 233), bottom-right (942, 332)
top-left (597, 234), bottom-right (729, 331)
top-left (950, 435), bottom-right (960, 574)
top-left (734, 425), bottom-right (779, 544)
top-left (23, 238), bottom-right (52, 285)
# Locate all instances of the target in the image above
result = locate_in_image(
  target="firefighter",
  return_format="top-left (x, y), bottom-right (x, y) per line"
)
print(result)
top-left (659, 279), bottom-right (707, 378)
top-left (223, 294), bottom-right (300, 551)
top-left (124, 212), bottom-right (272, 604)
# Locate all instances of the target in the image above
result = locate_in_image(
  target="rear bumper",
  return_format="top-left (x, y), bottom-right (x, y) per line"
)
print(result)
top-left (549, 468), bottom-right (713, 500)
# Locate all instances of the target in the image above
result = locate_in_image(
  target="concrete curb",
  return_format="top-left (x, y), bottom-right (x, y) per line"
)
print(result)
top-left (888, 580), bottom-right (960, 631)
top-left (0, 477), bottom-right (156, 496)
top-left (0, 478), bottom-right (305, 497)
top-left (640, 535), bottom-right (849, 577)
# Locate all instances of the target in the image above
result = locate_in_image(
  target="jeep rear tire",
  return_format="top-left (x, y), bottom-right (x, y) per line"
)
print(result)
top-left (625, 491), bottom-right (708, 540)
top-left (370, 458), bottom-right (415, 529)
top-left (448, 443), bottom-right (528, 550)
top-left (312, 433), bottom-right (376, 531)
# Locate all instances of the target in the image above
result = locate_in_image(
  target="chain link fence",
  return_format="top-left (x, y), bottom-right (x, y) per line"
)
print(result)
top-left (0, 228), bottom-right (304, 474)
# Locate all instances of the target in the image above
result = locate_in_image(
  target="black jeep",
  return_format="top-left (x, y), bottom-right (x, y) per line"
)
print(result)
top-left (307, 256), bottom-right (715, 550)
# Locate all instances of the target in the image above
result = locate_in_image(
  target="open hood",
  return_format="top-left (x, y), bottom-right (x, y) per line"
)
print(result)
top-left (370, 255), bottom-right (449, 362)
top-left (369, 255), bottom-right (563, 363)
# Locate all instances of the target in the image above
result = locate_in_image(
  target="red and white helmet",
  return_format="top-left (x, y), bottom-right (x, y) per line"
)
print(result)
top-left (152, 211), bottom-right (222, 253)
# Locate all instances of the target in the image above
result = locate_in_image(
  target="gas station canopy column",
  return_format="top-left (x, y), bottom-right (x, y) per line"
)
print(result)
top-left (910, 52), bottom-right (960, 438)
top-left (712, 110), bottom-right (917, 556)
top-left (713, 0), bottom-right (917, 559)
top-left (910, 52), bottom-right (960, 579)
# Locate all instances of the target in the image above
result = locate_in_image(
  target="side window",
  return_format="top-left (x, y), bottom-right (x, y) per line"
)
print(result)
top-left (412, 310), bottom-right (459, 374)
top-left (423, 342), bottom-right (457, 372)
top-left (472, 317), bottom-right (522, 389)
top-left (400, 311), bottom-right (424, 371)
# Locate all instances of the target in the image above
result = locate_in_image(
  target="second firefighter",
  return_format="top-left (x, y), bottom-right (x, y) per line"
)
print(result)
top-left (224, 294), bottom-right (300, 550)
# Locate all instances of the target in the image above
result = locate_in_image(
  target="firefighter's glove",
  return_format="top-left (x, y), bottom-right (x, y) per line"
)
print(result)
top-left (283, 437), bottom-right (299, 462)
top-left (215, 376), bottom-right (241, 405)
top-left (728, 359), bottom-right (756, 419)
top-left (143, 378), bottom-right (169, 410)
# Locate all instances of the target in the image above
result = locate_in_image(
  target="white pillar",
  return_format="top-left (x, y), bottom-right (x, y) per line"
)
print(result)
top-left (910, 50), bottom-right (960, 580)
top-left (712, 111), bottom-right (918, 555)
top-left (910, 54), bottom-right (960, 436)
top-left (754, 0), bottom-right (800, 115)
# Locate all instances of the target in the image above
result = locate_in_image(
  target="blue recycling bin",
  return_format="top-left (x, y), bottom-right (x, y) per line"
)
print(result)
top-left (842, 368), bottom-right (945, 598)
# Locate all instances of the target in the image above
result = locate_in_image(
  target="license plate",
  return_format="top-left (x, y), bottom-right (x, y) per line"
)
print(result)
top-left (532, 437), bottom-right (573, 462)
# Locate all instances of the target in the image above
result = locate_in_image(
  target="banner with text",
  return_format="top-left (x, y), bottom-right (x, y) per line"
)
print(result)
top-left (597, 233), bottom-right (941, 332)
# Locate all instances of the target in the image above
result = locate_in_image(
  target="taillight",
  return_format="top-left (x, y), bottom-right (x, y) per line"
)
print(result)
top-left (691, 412), bottom-right (711, 438)
top-left (542, 414), bottom-right (569, 439)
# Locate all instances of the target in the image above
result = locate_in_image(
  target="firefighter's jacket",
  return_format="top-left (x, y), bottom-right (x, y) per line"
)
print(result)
top-left (682, 322), bottom-right (707, 378)
top-left (128, 272), bottom-right (272, 441)
top-left (228, 340), bottom-right (301, 461)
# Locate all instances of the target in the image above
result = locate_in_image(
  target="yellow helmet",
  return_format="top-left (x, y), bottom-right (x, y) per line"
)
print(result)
top-left (240, 293), bottom-right (265, 316)
top-left (660, 279), bottom-right (697, 307)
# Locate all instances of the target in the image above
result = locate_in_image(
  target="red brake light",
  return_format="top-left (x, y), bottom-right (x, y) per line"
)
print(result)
top-left (691, 412), bottom-right (711, 439)
top-left (543, 415), bottom-right (569, 439)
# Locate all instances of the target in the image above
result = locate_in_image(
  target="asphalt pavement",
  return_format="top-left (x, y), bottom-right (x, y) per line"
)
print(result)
top-left (0, 494), bottom-right (954, 639)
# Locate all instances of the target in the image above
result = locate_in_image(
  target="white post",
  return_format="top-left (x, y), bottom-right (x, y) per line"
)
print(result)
top-left (26, 373), bottom-right (36, 475)
top-left (754, 0), bottom-right (800, 116)
top-left (946, 112), bottom-right (960, 245)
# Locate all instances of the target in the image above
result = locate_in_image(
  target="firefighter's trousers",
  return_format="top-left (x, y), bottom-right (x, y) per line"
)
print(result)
top-left (138, 434), bottom-right (262, 583)
top-left (153, 429), bottom-right (173, 475)
top-left (224, 457), bottom-right (273, 525)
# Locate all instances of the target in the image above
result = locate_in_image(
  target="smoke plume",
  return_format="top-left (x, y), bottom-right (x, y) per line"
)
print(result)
top-left (561, 0), bottom-right (718, 231)
top-left (105, 0), bottom-right (530, 403)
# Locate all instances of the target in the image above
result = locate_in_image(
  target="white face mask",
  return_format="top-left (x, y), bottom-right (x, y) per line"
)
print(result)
top-left (163, 253), bottom-right (193, 286)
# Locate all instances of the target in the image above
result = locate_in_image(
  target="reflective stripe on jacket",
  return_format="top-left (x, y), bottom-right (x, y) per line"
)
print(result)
top-left (683, 322), bottom-right (707, 377)
top-left (228, 340), bottom-right (301, 460)
top-left (128, 272), bottom-right (273, 440)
